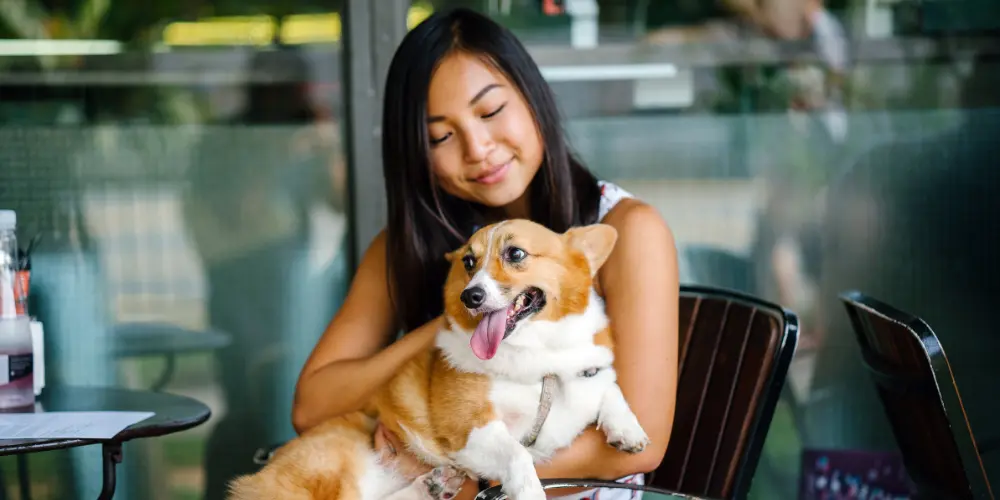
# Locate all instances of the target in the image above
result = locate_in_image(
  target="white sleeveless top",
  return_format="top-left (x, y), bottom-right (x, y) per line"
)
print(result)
top-left (597, 180), bottom-right (634, 222)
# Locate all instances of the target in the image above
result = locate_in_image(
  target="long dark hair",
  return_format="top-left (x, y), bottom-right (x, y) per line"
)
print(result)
top-left (382, 7), bottom-right (602, 332)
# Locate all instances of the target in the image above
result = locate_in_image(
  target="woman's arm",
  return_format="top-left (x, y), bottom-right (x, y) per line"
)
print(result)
top-left (534, 200), bottom-right (679, 480)
top-left (292, 230), bottom-right (443, 434)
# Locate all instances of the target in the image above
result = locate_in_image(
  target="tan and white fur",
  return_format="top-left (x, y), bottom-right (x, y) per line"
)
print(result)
top-left (226, 219), bottom-right (649, 500)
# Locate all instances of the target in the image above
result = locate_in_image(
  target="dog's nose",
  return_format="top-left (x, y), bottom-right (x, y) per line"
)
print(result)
top-left (461, 286), bottom-right (486, 309)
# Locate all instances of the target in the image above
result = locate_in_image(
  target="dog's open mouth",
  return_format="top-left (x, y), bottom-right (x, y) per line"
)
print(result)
top-left (470, 287), bottom-right (546, 360)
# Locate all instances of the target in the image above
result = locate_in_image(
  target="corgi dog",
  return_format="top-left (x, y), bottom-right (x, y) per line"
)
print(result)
top-left (226, 219), bottom-right (649, 500)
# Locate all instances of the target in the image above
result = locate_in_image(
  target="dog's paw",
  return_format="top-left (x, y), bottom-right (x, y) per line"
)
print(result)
top-left (604, 420), bottom-right (650, 454)
top-left (415, 467), bottom-right (466, 500)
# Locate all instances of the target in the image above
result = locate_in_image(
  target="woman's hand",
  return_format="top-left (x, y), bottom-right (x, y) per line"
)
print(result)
top-left (374, 422), bottom-right (434, 481)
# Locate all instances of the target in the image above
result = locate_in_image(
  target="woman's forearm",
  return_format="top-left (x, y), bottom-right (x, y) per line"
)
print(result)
top-left (292, 316), bottom-right (443, 433)
top-left (534, 427), bottom-right (660, 481)
top-left (455, 428), bottom-right (659, 500)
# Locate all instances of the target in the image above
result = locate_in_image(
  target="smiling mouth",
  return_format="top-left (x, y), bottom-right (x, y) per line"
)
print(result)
top-left (472, 160), bottom-right (513, 184)
top-left (469, 287), bottom-right (546, 360)
top-left (504, 287), bottom-right (545, 336)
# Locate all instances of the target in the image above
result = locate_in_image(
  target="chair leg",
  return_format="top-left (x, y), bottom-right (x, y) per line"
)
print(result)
top-left (151, 354), bottom-right (176, 392)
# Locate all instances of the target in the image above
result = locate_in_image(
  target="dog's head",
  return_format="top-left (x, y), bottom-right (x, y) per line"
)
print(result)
top-left (443, 219), bottom-right (618, 360)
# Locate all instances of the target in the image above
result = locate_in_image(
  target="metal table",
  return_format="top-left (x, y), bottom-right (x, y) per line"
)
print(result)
top-left (0, 385), bottom-right (211, 499)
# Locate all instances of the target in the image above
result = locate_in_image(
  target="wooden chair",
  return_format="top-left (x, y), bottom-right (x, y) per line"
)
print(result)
top-left (839, 290), bottom-right (994, 499)
top-left (647, 284), bottom-right (799, 499)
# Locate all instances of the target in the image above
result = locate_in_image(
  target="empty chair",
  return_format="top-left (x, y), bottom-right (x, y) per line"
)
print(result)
top-left (839, 290), bottom-right (994, 499)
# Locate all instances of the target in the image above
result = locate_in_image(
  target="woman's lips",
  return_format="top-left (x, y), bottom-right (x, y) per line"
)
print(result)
top-left (474, 161), bottom-right (511, 185)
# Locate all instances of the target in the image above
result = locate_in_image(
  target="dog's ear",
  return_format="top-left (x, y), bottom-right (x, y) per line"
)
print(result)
top-left (444, 247), bottom-right (463, 262)
top-left (564, 224), bottom-right (618, 276)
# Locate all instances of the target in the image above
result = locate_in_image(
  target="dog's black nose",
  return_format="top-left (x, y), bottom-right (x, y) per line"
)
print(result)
top-left (461, 286), bottom-right (485, 308)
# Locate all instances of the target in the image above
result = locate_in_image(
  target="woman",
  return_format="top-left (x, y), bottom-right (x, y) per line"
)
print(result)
top-left (292, 8), bottom-right (679, 499)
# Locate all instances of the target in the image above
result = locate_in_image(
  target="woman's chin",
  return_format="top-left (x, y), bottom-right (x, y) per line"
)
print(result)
top-left (477, 181), bottom-right (531, 207)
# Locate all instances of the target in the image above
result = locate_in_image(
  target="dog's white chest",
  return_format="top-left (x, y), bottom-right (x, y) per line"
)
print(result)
top-left (489, 366), bottom-right (616, 459)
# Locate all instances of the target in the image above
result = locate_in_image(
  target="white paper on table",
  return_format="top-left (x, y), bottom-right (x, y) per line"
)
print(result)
top-left (0, 411), bottom-right (155, 440)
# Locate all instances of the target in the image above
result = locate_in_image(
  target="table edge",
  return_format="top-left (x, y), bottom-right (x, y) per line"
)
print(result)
top-left (0, 394), bottom-right (212, 456)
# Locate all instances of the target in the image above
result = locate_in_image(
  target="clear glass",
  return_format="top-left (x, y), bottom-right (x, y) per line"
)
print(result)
top-left (0, 316), bottom-right (34, 409)
top-left (0, 226), bottom-right (17, 319)
top-left (0, 0), bottom-right (352, 496)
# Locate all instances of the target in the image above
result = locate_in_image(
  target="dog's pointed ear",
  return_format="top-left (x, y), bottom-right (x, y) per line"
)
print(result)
top-left (564, 224), bottom-right (618, 276)
top-left (444, 247), bottom-right (463, 263)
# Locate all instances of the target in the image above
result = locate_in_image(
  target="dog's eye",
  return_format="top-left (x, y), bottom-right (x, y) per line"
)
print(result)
top-left (462, 254), bottom-right (476, 271)
top-left (504, 246), bottom-right (527, 263)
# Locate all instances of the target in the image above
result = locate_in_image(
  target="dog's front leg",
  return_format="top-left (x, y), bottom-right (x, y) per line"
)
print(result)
top-left (453, 421), bottom-right (546, 500)
top-left (384, 467), bottom-right (467, 500)
top-left (596, 384), bottom-right (650, 454)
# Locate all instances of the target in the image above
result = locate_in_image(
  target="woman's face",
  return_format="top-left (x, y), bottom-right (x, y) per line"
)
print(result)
top-left (426, 51), bottom-right (544, 211)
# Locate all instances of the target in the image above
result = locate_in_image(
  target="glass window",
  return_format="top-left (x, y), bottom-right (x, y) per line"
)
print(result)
top-left (0, 1), bottom-right (351, 498)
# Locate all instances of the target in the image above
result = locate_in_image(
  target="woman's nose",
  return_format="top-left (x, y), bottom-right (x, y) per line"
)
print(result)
top-left (462, 125), bottom-right (495, 164)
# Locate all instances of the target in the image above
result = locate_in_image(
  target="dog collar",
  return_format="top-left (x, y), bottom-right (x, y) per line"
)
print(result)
top-left (519, 366), bottom-right (605, 448)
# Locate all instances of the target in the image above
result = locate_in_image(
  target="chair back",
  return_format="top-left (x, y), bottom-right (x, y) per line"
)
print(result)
top-left (649, 284), bottom-right (799, 499)
top-left (839, 290), bottom-right (994, 499)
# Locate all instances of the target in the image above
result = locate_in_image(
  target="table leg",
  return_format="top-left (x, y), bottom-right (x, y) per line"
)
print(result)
top-left (98, 442), bottom-right (123, 500)
top-left (0, 462), bottom-right (7, 500)
top-left (17, 454), bottom-right (31, 500)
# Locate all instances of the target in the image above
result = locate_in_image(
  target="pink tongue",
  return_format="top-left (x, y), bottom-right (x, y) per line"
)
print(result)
top-left (470, 308), bottom-right (509, 360)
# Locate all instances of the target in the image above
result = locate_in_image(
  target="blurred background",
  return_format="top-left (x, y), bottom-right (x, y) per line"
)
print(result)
top-left (0, 0), bottom-right (997, 498)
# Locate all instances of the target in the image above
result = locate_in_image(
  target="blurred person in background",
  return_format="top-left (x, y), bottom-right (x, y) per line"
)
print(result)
top-left (183, 44), bottom-right (346, 499)
top-left (643, 0), bottom-right (852, 351)
top-left (805, 39), bottom-right (1000, 482)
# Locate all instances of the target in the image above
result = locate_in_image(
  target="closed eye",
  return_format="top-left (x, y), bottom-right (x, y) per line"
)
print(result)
top-left (429, 132), bottom-right (451, 146)
top-left (429, 102), bottom-right (504, 145)
top-left (483, 103), bottom-right (506, 119)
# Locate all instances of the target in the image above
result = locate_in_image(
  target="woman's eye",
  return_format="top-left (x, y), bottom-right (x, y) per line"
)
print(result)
top-left (462, 255), bottom-right (476, 271)
top-left (482, 103), bottom-right (506, 119)
top-left (429, 133), bottom-right (451, 145)
top-left (505, 246), bottom-right (526, 263)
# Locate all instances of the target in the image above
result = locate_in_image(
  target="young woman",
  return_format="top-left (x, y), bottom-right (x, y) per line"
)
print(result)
top-left (292, 7), bottom-right (679, 499)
